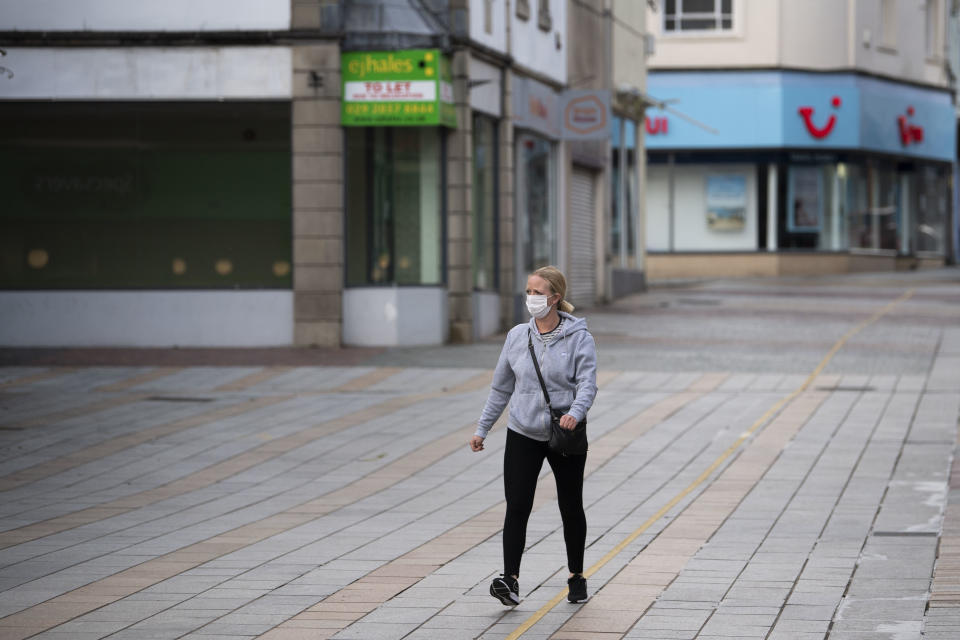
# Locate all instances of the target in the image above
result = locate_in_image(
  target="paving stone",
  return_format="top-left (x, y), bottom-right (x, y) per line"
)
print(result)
top-left (2, 273), bottom-right (959, 639)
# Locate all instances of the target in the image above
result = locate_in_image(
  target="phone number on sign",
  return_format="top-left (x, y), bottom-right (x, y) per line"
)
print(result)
top-left (344, 103), bottom-right (436, 116)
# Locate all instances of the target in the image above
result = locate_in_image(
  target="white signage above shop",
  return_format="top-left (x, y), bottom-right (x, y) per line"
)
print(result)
top-left (512, 77), bottom-right (610, 141)
top-left (344, 81), bottom-right (438, 102)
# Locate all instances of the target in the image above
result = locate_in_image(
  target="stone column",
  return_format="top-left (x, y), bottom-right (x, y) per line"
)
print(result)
top-left (291, 43), bottom-right (343, 346)
top-left (447, 48), bottom-right (474, 343)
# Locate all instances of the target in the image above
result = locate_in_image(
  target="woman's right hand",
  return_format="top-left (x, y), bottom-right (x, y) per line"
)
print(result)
top-left (469, 436), bottom-right (485, 452)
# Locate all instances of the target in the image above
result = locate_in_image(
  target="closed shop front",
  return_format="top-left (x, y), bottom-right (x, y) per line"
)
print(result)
top-left (645, 70), bottom-right (956, 278)
top-left (568, 167), bottom-right (597, 306)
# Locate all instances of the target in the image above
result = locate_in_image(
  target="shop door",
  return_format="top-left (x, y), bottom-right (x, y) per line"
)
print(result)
top-left (568, 168), bottom-right (596, 307)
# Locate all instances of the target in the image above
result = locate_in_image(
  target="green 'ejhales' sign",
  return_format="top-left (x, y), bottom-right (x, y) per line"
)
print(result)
top-left (341, 49), bottom-right (457, 127)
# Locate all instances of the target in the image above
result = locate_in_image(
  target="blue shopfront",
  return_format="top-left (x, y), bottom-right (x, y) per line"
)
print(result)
top-left (644, 70), bottom-right (956, 278)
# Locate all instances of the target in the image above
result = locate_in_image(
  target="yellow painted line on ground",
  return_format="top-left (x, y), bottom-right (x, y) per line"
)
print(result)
top-left (506, 289), bottom-right (915, 640)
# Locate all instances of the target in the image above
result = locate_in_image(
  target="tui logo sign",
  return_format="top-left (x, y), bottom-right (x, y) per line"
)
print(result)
top-left (798, 95), bottom-right (841, 139)
top-left (897, 106), bottom-right (924, 146)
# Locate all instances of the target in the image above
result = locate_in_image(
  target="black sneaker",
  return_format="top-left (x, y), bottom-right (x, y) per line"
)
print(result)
top-left (567, 574), bottom-right (588, 603)
top-left (490, 574), bottom-right (520, 606)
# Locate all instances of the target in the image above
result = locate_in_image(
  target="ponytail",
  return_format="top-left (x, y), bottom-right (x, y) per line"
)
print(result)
top-left (532, 265), bottom-right (576, 315)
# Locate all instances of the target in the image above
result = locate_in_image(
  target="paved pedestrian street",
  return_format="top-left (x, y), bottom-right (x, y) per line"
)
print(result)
top-left (0, 270), bottom-right (959, 640)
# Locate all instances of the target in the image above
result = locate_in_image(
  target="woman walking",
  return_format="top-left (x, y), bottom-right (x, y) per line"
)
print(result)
top-left (469, 266), bottom-right (598, 606)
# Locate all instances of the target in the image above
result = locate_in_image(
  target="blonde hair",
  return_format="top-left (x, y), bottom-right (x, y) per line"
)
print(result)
top-left (533, 265), bottom-right (575, 314)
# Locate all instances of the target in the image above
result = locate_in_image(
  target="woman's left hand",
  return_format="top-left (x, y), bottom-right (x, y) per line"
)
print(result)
top-left (558, 414), bottom-right (578, 430)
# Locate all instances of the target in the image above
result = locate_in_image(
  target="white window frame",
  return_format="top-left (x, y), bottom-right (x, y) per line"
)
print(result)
top-left (661, 0), bottom-right (734, 35)
top-left (879, 0), bottom-right (897, 50)
top-left (925, 0), bottom-right (943, 60)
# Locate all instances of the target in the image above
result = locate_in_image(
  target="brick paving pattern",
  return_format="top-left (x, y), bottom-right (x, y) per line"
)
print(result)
top-left (0, 270), bottom-right (958, 639)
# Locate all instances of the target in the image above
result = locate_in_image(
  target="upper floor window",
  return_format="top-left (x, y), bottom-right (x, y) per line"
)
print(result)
top-left (880, 0), bottom-right (897, 48)
top-left (538, 0), bottom-right (552, 31)
top-left (663, 0), bottom-right (733, 33)
top-left (926, 0), bottom-right (942, 58)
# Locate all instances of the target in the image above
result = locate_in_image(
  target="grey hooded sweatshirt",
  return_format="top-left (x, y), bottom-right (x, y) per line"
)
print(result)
top-left (475, 312), bottom-right (598, 442)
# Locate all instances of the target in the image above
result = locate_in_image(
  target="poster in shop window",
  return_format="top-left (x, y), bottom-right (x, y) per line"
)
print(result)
top-left (705, 175), bottom-right (747, 231)
top-left (788, 167), bottom-right (823, 232)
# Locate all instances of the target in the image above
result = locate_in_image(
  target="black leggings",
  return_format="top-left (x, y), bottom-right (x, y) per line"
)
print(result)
top-left (503, 428), bottom-right (587, 577)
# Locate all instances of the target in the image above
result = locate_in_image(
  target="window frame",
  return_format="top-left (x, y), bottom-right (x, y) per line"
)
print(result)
top-left (343, 126), bottom-right (448, 288)
top-left (661, 0), bottom-right (735, 36)
top-left (471, 113), bottom-right (500, 292)
top-left (925, 0), bottom-right (942, 60)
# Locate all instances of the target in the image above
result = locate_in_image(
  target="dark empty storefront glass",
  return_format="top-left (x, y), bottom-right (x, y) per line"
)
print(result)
top-left (849, 161), bottom-right (899, 251)
top-left (610, 117), bottom-right (637, 266)
top-left (345, 128), bottom-right (444, 286)
top-left (518, 133), bottom-right (553, 274)
top-left (915, 165), bottom-right (949, 254)
top-left (0, 102), bottom-right (292, 289)
top-left (472, 114), bottom-right (498, 290)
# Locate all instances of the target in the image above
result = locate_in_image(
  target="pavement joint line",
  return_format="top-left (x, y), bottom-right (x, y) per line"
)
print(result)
top-left (4, 393), bottom-right (151, 430)
top-left (262, 381), bottom-right (767, 638)
top-left (0, 394), bottom-right (295, 496)
top-left (258, 383), bottom-right (727, 638)
top-left (0, 395), bottom-right (382, 549)
top-left (0, 370), bottom-right (529, 636)
top-left (920, 419), bottom-right (960, 611)
top-left (0, 420), bottom-right (481, 639)
top-left (0, 367), bottom-right (78, 390)
top-left (768, 382), bottom-right (906, 637)
top-left (94, 367), bottom-right (186, 393)
top-left (213, 366), bottom-right (295, 392)
top-left (0, 375), bottom-right (493, 549)
top-left (505, 288), bottom-right (916, 640)
top-left (0, 369), bottom-right (489, 507)
top-left (543, 392), bottom-right (828, 639)
top-left (331, 367), bottom-right (405, 392)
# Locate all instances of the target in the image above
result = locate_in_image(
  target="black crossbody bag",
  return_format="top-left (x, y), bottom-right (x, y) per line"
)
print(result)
top-left (527, 331), bottom-right (588, 456)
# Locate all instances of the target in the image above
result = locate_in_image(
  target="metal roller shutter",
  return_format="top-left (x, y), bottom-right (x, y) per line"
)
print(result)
top-left (568, 168), bottom-right (596, 307)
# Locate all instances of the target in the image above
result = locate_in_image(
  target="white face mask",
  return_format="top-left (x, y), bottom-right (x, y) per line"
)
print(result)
top-left (526, 294), bottom-right (552, 319)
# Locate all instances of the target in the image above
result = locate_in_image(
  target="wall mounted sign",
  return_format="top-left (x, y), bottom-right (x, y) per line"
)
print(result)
top-left (898, 106), bottom-right (924, 146)
top-left (645, 116), bottom-right (668, 135)
top-left (513, 78), bottom-right (610, 141)
top-left (798, 95), bottom-right (842, 139)
top-left (645, 71), bottom-right (955, 162)
top-left (512, 76), bottom-right (561, 139)
top-left (562, 90), bottom-right (610, 140)
top-left (341, 49), bottom-right (456, 127)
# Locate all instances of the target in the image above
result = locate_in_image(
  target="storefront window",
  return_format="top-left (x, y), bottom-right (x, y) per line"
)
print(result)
top-left (848, 161), bottom-right (899, 251)
top-left (518, 132), bottom-right (553, 274)
top-left (611, 117), bottom-right (638, 265)
top-left (345, 127), bottom-right (444, 286)
top-left (915, 165), bottom-right (949, 254)
top-left (0, 102), bottom-right (291, 289)
top-left (784, 163), bottom-right (845, 251)
top-left (472, 114), bottom-right (498, 290)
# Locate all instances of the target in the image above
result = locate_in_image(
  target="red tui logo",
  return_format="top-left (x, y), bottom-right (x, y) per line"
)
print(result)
top-left (645, 116), bottom-right (668, 135)
top-left (898, 106), bottom-right (924, 146)
top-left (798, 95), bottom-right (842, 139)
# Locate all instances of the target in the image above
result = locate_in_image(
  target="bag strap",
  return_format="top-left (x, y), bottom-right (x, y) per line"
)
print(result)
top-left (527, 330), bottom-right (553, 412)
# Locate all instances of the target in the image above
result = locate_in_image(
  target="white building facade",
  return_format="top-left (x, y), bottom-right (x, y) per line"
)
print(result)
top-left (643, 0), bottom-right (957, 279)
